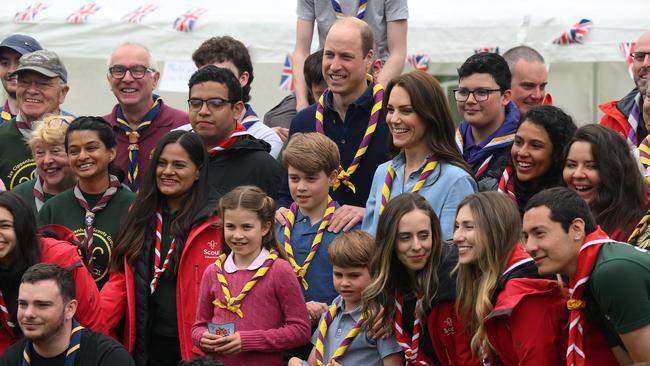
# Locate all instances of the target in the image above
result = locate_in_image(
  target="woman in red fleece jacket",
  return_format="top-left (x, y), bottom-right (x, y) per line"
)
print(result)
top-left (453, 192), bottom-right (568, 365)
top-left (192, 186), bottom-right (310, 366)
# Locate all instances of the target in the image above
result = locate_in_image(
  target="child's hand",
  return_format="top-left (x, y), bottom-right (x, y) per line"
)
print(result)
top-left (306, 301), bottom-right (328, 325)
top-left (214, 332), bottom-right (242, 354)
top-left (200, 331), bottom-right (220, 352)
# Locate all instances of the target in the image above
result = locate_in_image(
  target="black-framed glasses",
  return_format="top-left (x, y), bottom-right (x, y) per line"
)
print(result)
top-left (453, 88), bottom-right (502, 102)
top-left (108, 64), bottom-right (155, 79)
top-left (631, 52), bottom-right (650, 63)
top-left (187, 97), bottom-right (232, 111)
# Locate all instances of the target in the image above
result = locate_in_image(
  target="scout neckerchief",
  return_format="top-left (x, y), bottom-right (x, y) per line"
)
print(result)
top-left (566, 228), bottom-right (611, 366)
top-left (315, 74), bottom-right (383, 193)
top-left (33, 175), bottom-right (46, 212)
top-left (0, 289), bottom-right (15, 339)
top-left (314, 297), bottom-right (366, 366)
top-left (22, 319), bottom-right (83, 366)
top-left (394, 293), bottom-right (431, 365)
top-left (379, 154), bottom-right (438, 215)
top-left (241, 104), bottom-right (259, 130)
top-left (150, 207), bottom-right (176, 294)
top-left (638, 135), bottom-right (650, 185)
top-left (115, 95), bottom-right (162, 191)
top-left (626, 93), bottom-right (642, 146)
top-left (1, 100), bottom-right (13, 123)
top-left (330, 0), bottom-right (367, 19)
top-left (208, 122), bottom-right (248, 155)
top-left (628, 207), bottom-right (650, 249)
top-left (74, 174), bottom-right (121, 270)
top-left (212, 250), bottom-right (279, 318)
top-left (283, 196), bottom-right (336, 289)
top-left (15, 114), bottom-right (32, 140)
top-left (497, 165), bottom-right (516, 201)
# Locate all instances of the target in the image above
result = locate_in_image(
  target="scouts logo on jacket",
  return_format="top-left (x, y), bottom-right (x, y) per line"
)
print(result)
top-left (204, 240), bottom-right (219, 259)
top-left (73, 228), bottom-right (113, 283)
top-left (442, 317), bottom-right (454, 336)
top-left (7, 159), bottom-right (36, 189)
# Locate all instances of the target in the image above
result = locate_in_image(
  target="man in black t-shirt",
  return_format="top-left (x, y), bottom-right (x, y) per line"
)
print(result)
top-left (0, 264), bottom-right (133, 366)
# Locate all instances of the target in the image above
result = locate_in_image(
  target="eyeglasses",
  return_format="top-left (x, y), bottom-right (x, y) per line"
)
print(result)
top-left (453, 88), bottom-right (502, 102)
top-left (631, 52), bottom-right (650, 63)
top-left (17, 79), bottom-right (58, 91)
top-left (108, 64), bottom-right (155, 79)
top-left (187, 97), bottom-right (232, 111)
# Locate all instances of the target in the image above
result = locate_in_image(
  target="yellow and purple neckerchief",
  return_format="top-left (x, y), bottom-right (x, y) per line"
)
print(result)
top-left (241, 104), bottom-right (259, 130)
top-left (628, 209), bottom-right (650, 249)
top-left (115, 95), bottom-right (162, 191)
top-left (212, 250), bottom-right (279, 318)
top-left (379, 154), bottom-right (438, 215)
top-left (22, 320), bottom-right (83, 366)
top-left (282, 196), bottom-right (336, 289)
top-left (455, 127), bottom-right (515, 179)
top-left (1, 100), bottom-right (13, 124)
top-left (626, 93), bottom-right (642, 146)
top-left (330, 0), bottom-right (367, 19)
top-left (315, 74), bottom-right (383, 193)
top-left (638, 134), bottom-right (650, 185)
top-left (314, 297), bottom-right (366, 366)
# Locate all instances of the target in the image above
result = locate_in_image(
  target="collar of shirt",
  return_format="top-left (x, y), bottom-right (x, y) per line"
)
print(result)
top-left (323, 83), bottom-right (374, 119)
top-left (334, 296), bottom-right (363, 322)
top-left (390, 151), bottom-right (435, 171)
top-left (224, 247), bottom-right (270, 273)
top-left (293, 201), bottom-right (341, 235)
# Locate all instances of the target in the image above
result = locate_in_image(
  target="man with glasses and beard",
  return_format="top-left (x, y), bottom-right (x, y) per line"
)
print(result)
top-left (0, 263), bottom-right (134, 365)
top-left (103, 43), bottom-right (188, 191)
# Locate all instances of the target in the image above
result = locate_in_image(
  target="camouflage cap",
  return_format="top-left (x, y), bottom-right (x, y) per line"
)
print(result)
top-left (13, 50), bottom-right (67, 83)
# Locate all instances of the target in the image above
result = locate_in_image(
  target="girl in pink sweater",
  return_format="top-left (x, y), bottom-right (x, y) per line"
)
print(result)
top-left (192, 186), bottom-right (311, 365)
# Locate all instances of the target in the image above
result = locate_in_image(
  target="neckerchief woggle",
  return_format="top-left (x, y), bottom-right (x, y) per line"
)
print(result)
top-left (115, 95), bottom-right (162, 191)
top-left (314, 297), bottom-right (366, 366)
top-left (315, 74), bottom-right (382, 193)
top-left (380, 154), bottom-right (438, 215)
top-left (283, 196), bottom-right (336, 289)
top-left (1, 100), bottom-right (13, 123)
top-left (212, 250), bottom-right (279, 318)
top-left (565, 228), bottom-right (610, 366)
top-left (22, 319), bottom-right (83, 366)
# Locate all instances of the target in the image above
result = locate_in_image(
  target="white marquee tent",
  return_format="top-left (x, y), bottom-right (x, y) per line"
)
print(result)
top-left (1, 0), bottom-right (650, 122)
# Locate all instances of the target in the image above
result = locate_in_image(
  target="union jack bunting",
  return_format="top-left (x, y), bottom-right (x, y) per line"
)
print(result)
top-left (279, 53), bottom-right (295, 92)
top-left (14, 2), bottom-right (48, 23)
top-left (122, 4), bottom-right (158, 24)
top-left (66, 3), bottom-right (102, 24)
top-left (172, 8), bottom-right (206, 32)
top-left (553, 19), bottom-right (593, 45)
top-left (474, 47), bottom-right (500, 54)
top-left (620, 42), bottom-right (636, 80)
top-left (407, 54), bottom-right (430, 72)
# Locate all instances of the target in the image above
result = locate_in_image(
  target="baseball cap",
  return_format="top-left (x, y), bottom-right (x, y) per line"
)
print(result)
top-left (0, 34), bottom-right (42, 55)
top-left (13, 50), bottom-right (68, 83)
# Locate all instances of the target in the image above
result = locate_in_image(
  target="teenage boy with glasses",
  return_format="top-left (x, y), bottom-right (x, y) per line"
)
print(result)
top-left (103, 42), bottom-right (188, 191)
top-left (454, 52), bottom-right (520, 191)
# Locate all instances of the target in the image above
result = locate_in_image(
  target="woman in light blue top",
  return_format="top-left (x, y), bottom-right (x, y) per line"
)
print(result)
top-left (362, 71), bottom-right (476, 239)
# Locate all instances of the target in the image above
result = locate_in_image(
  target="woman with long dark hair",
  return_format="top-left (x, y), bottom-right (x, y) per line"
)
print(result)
top-left (100, 130), bottom-right (220, 366)
top-left (363, 71), bottom-right (476, 240)
top-left (0, 191), bottom-right (100, 352)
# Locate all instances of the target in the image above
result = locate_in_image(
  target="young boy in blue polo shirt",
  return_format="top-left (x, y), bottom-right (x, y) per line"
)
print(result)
top-left (289, 231), bottom-right (402, 366)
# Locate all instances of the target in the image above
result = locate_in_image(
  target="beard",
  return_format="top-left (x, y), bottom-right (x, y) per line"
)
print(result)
top-left (21, 312), bottom-right (66, 343)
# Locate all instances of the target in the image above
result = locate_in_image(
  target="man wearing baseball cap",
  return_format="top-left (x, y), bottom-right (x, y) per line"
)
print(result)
top-left (0, 49), bottom-right (69, 189)
top-left (0, 34), bottom-right (42, 123)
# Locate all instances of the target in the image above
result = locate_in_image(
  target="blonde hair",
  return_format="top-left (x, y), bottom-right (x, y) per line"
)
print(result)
top-left (328, 230), bottom-right (375, 269)
top-left (282, 133), bottom-right (340, 175)
top-left (453, 192), bottom-right (522, 356)
top-left (218, 186), bottom-right (286, 259)
top-left (28, 115), bottom-right (73, 150)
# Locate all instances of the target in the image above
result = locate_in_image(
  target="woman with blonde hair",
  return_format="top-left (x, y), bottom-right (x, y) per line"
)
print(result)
top-left (452, 191), bottom-right (567, 365)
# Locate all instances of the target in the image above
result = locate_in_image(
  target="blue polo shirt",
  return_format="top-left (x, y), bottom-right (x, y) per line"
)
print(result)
top-left (309, 296), bottom-right (402, 365)
top-left (277, 84), bottom-right (390, 208)
top-left (275, 202), bottom-right (359, 304)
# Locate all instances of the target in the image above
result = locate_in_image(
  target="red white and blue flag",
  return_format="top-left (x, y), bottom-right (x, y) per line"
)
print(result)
top-left (66, 3), bottom-right (102, 24)
top-left (122, 4), bottom-right (158, 24)
top-left (407, 54), bottom-right (430, 72)
top-left (279, 53), bottom-right (294, 92)
top-left (553, 19), bottom-right (593, 45)
top-left (14, 2), bottom-right (48, 23)
top-left (173, 8), bottom-right (206, 32)
top-left (620, 42), bottom-right (636, 80)
top-left (474, 47), bottom-right (500, 54)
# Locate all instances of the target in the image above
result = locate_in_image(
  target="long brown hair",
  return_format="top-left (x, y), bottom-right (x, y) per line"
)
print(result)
top-left (453, 192), bottom-right (522, 355)
top-left (383, 70), bottom-right (470, 174)
top-left (363, 193), bottom-right (444, 333)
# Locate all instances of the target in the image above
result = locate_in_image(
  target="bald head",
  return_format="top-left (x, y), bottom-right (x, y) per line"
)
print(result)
top-left (328, 17), bottom-right (374, 57)
top-left (503, 46), bottom-right (548, 114)
top-left (634, 31), bottom-right (650, 93)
